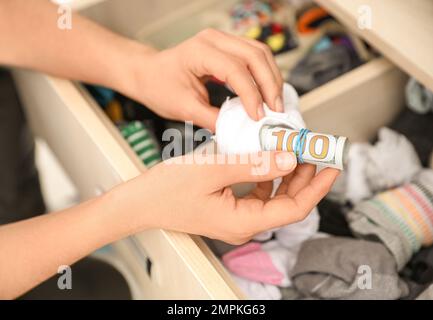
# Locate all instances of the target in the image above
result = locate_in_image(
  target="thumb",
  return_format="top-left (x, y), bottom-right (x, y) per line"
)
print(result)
top-left (207, 151), bottom-right (297, 188)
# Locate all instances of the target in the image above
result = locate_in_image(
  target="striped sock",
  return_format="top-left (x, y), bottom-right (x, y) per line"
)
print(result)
top-left (348, 169), bottom-right (433, 270)
top-left (120, 121), bottom-right (161, 168)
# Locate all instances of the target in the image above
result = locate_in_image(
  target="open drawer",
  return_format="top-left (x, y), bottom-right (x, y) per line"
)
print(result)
top-left (12, 0), bottom-right (413, 299)
top-left (315, 0), bottom-right (433, 92)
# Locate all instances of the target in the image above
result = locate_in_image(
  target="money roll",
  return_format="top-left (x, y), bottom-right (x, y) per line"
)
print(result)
top-left (259, 125), bottom-right (350, 170)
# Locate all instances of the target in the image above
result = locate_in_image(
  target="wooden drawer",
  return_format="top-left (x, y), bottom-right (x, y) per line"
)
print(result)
top-left (315, 0), bottom-right (433, 92)
top-left (11, 0), bottom-right (420, 299)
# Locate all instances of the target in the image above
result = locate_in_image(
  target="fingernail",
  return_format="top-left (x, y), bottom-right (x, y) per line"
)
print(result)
top-left (275, 152), bottom-right (297, 171)
top-left (257, 105), bottom-right (265, 119)
top-left (275, 96), bottom-right (284, 113)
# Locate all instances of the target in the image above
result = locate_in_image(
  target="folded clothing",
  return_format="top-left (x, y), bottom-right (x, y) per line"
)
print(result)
top-left (348, 169), bottom-right (433, 270)
top-left (291, 237), bottom-right (409, 299)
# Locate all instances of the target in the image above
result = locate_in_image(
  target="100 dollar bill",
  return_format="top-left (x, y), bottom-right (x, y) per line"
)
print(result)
top-left (259, 125), bottom-right (349, 170)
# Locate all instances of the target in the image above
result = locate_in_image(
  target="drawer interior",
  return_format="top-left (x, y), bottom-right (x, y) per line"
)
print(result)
top-left (74, 0), bottom-right (413, 298)
top-left (14, 0), bottom-right (418, 299)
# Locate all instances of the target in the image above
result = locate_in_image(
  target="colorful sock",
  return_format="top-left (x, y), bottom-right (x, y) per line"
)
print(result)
top-left (222, 240), bottom-right (297, 287)
top-left (348, 169), bottom-right (433, 270)
top-left (120, 121), bottom-right (161, 168)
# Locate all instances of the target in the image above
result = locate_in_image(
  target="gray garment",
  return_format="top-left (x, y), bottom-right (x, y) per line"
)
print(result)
top-left (280, 287), bottom-right (302, 300)
top-left (291, 237), bottom-right (409, 300)
top-left (416, 284), bottom-right (433, 300)
top-left (347, 170), bottom-right (433, 270)
top-left (348, 201), bottom-right (413, 271)
top-left (0, 69), bottom-right (45, 224)
top-left (289, 44), bottom-right (357, 94)
top-left (406, 77), bottom-right (433, 114)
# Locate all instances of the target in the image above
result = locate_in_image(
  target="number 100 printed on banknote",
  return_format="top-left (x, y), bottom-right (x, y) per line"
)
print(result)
top-left (259, 125), bottom-right (349, 170)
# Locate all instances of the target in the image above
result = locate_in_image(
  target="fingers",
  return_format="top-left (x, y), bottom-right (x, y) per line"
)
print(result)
top-left (267, 168), bottom-right (340, 228)
top-left (198, 46), bottom-right (263, 120)
top-left (191, 29), bottom-right (284, 120)
top-left (208, 30), bottom-right (283, 113)
top-left (205, 151), bottom-right (297, 191)
top-left (275, 163), bottom-right (316, 197)
top-left (186, 82), bottom-right (219, 131)
top-left (236, 168), bottom-right (339, 231)
top-left (241, 37), bottom-right (284, 94)
top-left (191, 101), bottom-right (220, 132)
top-left (244, 181), bottom-right (274, 201)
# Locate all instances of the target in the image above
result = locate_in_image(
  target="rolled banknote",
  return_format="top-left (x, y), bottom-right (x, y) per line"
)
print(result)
top-left (259, 125), bottom-right (349, 170)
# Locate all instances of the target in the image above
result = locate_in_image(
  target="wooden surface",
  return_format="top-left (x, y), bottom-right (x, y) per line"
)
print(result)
top-left (301, 57), bottom-right (408, 142)
top-left (316, 0), bottom-right (433, 92)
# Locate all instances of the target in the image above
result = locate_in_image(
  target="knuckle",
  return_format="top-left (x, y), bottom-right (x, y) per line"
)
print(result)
top-left (250, 92), bottom-right (262, 105)
top-left (225, 62), bottom-right (246, 82)
top-left (256, 41), bottom-right (272, 55)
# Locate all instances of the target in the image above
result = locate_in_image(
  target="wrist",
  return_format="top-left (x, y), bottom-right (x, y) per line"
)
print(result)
top-left (113, 40), bottom-right (157, 102)
top-left (99, 178), bottom-right (156, 238)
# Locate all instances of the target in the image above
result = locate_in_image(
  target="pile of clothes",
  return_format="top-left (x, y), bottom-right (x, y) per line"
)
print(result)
top-left (228, 0), bottom-right (371, 88)
top-left (86, 84), bottom-right (217, 167)
top-left (209, 77), bottom-right (433, 300)
top-left (230, 0), bottom-right (298, 54)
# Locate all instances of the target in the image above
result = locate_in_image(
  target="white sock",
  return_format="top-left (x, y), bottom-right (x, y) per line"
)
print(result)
top-left (344, 143), bottom-right (373, 203)
top-left (335, 128), bottom-right (422, 204)
top-left (230, 273), bottom-right (282, 300)
top-left (215, 83), bottom-right (305, 155)
top-left (365, 127), bottom-right (422, 192)
top-left (275, 207), bottom-right (320, 249)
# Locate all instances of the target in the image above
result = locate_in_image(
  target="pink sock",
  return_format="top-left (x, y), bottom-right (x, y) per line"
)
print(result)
top-left (222, 241), bottom-right (296, 287)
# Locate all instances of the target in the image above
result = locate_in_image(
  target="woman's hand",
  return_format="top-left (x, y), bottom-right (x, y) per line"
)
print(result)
top-left (126, 29), bottom-right (284, 131)
top-left (107, 152), bottom-right (339, 245)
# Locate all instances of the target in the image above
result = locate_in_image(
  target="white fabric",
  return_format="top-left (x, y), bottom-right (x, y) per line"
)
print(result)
top-left (231, 273), bottom-right (282, 300)
top-left (344, 143), bottom-right (373, 204)
top-left (215, 83), bottom-right (305, 154)
top-left (275, 207), bottom-right (320, 249)
top-left (365, 127), bottom-right (422, 192)
top-left (215, 83), bottom-right (320, 244)
top-left (331, 127), bottom-right (422, 204)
